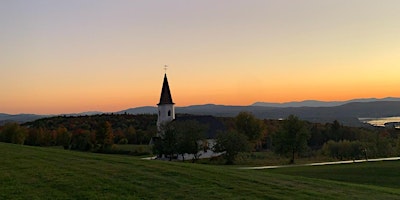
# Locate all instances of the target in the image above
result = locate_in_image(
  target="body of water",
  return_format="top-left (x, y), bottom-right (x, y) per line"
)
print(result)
top-left (359, 117), bottom-right (400, 127)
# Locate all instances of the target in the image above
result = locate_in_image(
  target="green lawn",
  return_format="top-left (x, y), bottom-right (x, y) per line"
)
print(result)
top-left (1, 142), bottom-right (399, 199)
top-left (268, 160), bottom-right (400, 189)
top-left (112, 144), bottom-right (153, 156)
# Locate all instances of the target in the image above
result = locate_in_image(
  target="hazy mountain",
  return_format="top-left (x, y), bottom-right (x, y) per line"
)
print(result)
top-left (117, 106), bottom-right (157, 114)
top-left (0, 111), bottom-right (103, 125)
top-left (61, 111), bottom-right (103, 116)
top-left (252, 97), bottom-right (400, 107)
top-left (0, 114), bottom-right (45, 125)
top-left (117, 101), bottom-right (400, 127)
top-left (3, 97), bottom-right (400, 127)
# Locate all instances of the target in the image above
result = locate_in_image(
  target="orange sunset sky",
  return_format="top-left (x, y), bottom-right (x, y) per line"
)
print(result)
top-left (1, 0), bottom-right (399, 114)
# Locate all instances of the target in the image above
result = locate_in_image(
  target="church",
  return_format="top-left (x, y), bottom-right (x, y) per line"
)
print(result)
top-left (155, 72), bottom-right (223, 160)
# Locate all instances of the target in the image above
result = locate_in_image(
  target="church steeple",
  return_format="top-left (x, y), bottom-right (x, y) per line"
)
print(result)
top-left (158, 73), bottom-right (174, 105)
top-left (156, 72), bottom-right (175, 136)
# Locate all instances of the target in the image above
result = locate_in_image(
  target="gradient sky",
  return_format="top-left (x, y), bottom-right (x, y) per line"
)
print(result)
top-left (1, 0), bottom-right (399, 114)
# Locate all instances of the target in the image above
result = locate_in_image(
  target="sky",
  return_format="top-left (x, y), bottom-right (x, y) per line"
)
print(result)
top-left (1, 0), bottom-right (399, 114)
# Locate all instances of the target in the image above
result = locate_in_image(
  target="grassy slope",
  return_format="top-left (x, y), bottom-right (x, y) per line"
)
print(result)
top-left (1, 143), bottom-right (399, 199)
top-left (268, 161), bottom-right (400, 189)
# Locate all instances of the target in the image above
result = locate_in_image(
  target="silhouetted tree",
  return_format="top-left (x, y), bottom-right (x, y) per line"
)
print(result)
top-left (153, 120), bottom-right (206, 161)
top-left (175, 120), bottom-right (206, 162)
top-left (0, 122), bottom-right (27, 144)
top-left (71, 130), bottom-right (94, 151)
top-left (125, 125), bottom-right (136, 144)
top-left (235, 112), bottom-right (265, 150)
top-left (25, 127), bottom-right (43, 146)
top-left (56, 126), bottom-right (71, 149)
top-left (214, 130), bottom-right (250, 164)
top-left (272, 115), bottom-right (310, 164)
top-left (96, 121), bottom-right (114, 150)
top-left (159, 122), bottom-right (178, 160)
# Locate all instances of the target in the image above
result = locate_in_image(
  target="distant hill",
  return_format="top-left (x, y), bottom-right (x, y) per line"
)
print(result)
top-left (0, 111), bottom-right (102, 125)
top-left (116, 106), bottom-right (157, 114)
top-left (118, 101), bottom-right (400, 127)
top-left (3, 97), bottom-right (400, 127)
top-left (252, 97), bottom-right (400, 107)
top-left (0, 114), bottom-right (45, 125)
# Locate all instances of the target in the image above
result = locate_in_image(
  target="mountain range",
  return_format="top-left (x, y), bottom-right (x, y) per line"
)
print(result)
top-left (252, 97), bottom-right (400, 107)
top-left (2, 97), bottom-right (400, 127)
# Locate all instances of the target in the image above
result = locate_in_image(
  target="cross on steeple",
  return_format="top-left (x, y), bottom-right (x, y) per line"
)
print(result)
top-left (164, 65), bottom-right (168, 74)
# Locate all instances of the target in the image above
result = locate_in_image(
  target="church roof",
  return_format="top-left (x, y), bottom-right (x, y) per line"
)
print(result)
top-left (158, 74), bottom-right (174, 105)
top-left (175, 115), bottom-right (227, 139)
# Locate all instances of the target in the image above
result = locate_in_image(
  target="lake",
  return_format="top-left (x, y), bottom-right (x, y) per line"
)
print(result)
top-left (359, 117), bottom-right (400, 127)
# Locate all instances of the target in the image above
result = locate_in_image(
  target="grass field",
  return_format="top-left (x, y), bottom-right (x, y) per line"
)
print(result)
top-left (1, 142), bottom-right (400, 199)
top-left (198, 151), bottom-right (338, 166)
top-left (112, 144), bottom-right (153, 156)
top-left (268, 160), bottom-right (400, 189)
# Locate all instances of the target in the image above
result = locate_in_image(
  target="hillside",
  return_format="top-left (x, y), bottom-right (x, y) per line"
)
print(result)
top-left (3, 99), bottom-right (400, 127)
top-left (118, 101), bottom-right (400, 126)
top-left (1, 142), bottom-right (400, 199)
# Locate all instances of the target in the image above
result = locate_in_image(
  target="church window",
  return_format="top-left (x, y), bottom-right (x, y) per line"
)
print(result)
top-left (168, 110), bottom-right (171, 116)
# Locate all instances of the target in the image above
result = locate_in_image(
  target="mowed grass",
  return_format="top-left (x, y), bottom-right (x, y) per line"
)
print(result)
top-left (268, 160), bottom-right (400, 189)
top-left (1, 143), bottom-right (400, 200)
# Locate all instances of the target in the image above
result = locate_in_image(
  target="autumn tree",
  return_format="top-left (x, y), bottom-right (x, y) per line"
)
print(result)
top-left (42, 129), bottom-right (56, 146)
top-left (214, 130), bottom-right (250, 164)
top-left (56, 126), bottom-right (71, 149)
top-left (71, 129), bottom-right (94, 151)
top-left (0, 122), bottom-right (27, 144)
top-left (96, 121), bottom-right (114, 150)
top-left (25, 127), bottom-right (44, 146)
top-left (235, 112), bottom-right (265, 150)
top-left (124, 125), bottom-right (136, 144)
top-left (272, 115), bottom-right (310, 164)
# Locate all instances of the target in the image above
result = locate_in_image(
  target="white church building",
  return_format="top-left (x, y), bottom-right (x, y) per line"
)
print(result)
top-left (155, 72), bottom-right (222, 161)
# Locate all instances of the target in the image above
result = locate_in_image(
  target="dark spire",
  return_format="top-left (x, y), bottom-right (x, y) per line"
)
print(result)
top-left (158, 73), bottom-right (174, 105)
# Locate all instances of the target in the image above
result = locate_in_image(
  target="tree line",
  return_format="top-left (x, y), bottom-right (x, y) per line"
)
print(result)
top-left (0, 114), bottom-right (157, 152)
top-left (0, 113), bottom-right (399, 164)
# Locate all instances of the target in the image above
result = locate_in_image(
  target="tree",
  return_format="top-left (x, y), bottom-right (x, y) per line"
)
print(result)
top-left (153, 120), bottom-right (206, 161)
top-left (328, 120), bottom-right (344, 141)
top-left (272, 115), bottom-right (310, 164)
top-left (0, 122), bottom-right (27, 144)
top-left (175, 120), bottom-right (206, 162)
top-left (25, 127), bottom-right (45, 146)
top-left (322, 140), bottom-right (364, 160)
top-left (42, 129), bottom-right (56, 146)
top-left (96, 121), bottom-right (114, 150)
top-left (56, 126), bottom-right (71, 149)
top-left (124, 125), bottom-right (136, 144)
top-left (158, 122), bottom-right (178, 160)
top-left (214, 130), bottom-right (250, 164)
top-left (235, 112), bottom-right (265, 149)
top-left (71, 130), bottom-right (94, 151)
